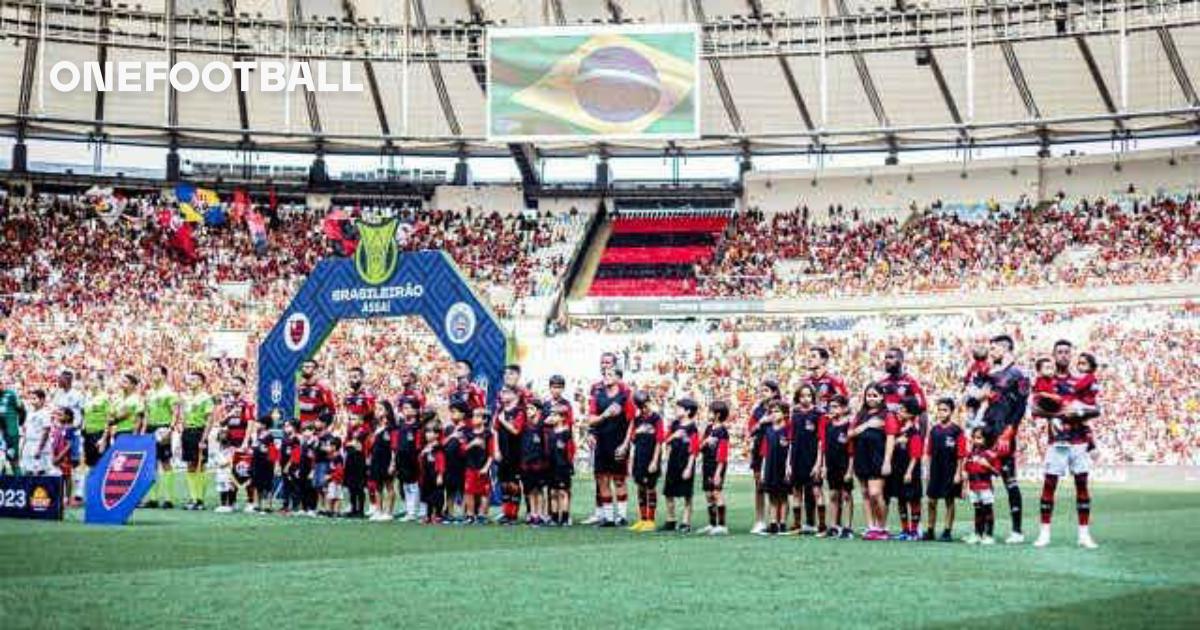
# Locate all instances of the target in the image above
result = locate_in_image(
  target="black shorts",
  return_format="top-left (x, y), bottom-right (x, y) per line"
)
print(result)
top-left (633, 471), bottom-right (659, 487)
top-left (550, 468), bottom-right (572, 491)
top-left (886, 473), bottom-right (923, 503)
top-left (152, 432), bottom-right (172, 466)
top-left (83, 430), bottom-right (106, 467)
top-left (369, 457), bottom-right (393, 484)
top-left (182, 427), bottom-right (205, 465)
top-left (791, 470), bottom-right (820, 491)
top-left (927, 464), bottom-right (960, 500)
top-left (394, 454), bottom-right (419, 484)
top-left (443, 470), bottom-right (464, 494)
top-left (663, 471), bottom-right (693, 499)
top-left (790, 453), bottom-right (819, 490)
top-left (498, 461), bottom-right (521, 484)
top-left (522, 466), bottom-right (548, 490)
top-left (853, 437), bottom-right (885, 481)
top-left (702, 474), bottom-right (724, 493)
top-left (630, 447), bottom-right (656, 486)
top-left (252, 458), bottom-right (274, 493)
top-left (592, 440), bottom-right (627, 476)
top-left (826, 468), bottom-right (854, 493)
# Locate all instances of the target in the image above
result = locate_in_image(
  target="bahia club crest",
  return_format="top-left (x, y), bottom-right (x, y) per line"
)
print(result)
top-left (354, 219), bottom-right (400, 285)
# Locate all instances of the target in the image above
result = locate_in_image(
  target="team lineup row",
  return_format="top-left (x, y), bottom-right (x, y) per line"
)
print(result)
top-left (9, 334), bottom-right (1100, 547)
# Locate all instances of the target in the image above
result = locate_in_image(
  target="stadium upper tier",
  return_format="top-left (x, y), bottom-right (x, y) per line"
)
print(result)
top-left (1, 1), bottom-right (1199, 155)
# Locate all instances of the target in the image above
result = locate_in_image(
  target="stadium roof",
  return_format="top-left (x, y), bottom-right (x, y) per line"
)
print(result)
top-left (1, 0), bottom-right (1200, 159)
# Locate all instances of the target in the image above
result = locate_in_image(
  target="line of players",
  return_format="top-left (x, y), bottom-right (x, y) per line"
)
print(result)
top-left (41, 334), bottom-right (1100, 547)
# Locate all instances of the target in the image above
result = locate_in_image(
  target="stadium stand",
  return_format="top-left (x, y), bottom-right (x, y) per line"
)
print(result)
top-left (0, 191), bottom-right (590, 392)
top-left (692, 193), bottom-right (1199, 298)
top-left (588, 206), bottom-right (733, 297)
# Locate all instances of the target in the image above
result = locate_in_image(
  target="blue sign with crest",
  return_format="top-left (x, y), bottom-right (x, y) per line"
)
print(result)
top-left (85, 434), bottom-right (158, 525)
top-left (257, 223), bottom-right (509, 419)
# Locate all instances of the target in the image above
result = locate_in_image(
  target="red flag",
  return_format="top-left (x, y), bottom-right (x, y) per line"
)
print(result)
top-left (322, 209), bottom-right (348, 240)
top-left (322, 210), bottom-right (357, 256)
top-left (231, 189), bottom-right (250, 224)
top-left (170, 222), bottom-right (199, 263)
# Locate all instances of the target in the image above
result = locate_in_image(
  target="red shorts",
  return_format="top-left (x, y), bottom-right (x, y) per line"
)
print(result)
top-left (464, 468), bottom-right (491, 497)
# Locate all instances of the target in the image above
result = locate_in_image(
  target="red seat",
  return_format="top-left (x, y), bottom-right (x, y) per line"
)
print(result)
top-left (599, 246), bottom-right (714, 265)
top-left (610, 217), bottom-right (729, 234)
top-left (587, 277), bottom-right (698, 297)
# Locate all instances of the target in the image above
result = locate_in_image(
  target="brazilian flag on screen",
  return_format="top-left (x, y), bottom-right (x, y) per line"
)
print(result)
top-left (488, 26), bottom-right (699, 140)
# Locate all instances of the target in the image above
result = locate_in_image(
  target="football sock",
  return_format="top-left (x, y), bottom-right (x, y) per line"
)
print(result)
top-left (1074, 473), bottom-right (1091, 526)
top-left (909, 501), bottom-right (921, 533)
top-left (1005, 476), bottom-right (1023, 533)
top-left (1040, 474), bottom-right (1058, 524)
top-left (708, 503), bottom-right (717, 527)
top-left (792, 506), bottom-right (804, 529)
top-left (984, 504), bottom-right (995, 536)
top-left (164, 471), bottom-right (178, 503)
top-left (717, 504), bottom-right (726, 526)
top-left (182, 472), bottom-right (196, 502)
top-left (817, 504), bottom-right (827, 530)
top-left (646, 489), bottom-right (657, 520)
top-left (405, 483), bottom-right (419, 516)
top-left (973, 502), bottom-right (984, 535)
top-left (663, 520), bottom-right (676, 531)
top-left (193, 471), bottom-right (207, 502)
top-left (616, 498), bottom-right (628, 520)
top-left (803, 489), bottom-right (816, 526)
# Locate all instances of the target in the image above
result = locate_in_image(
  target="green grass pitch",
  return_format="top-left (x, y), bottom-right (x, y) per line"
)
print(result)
top-left (1, 478), bottom-right (1197, 629)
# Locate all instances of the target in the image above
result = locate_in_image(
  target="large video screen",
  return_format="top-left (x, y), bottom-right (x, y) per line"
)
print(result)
top-left (487, 24), bottom-right (700, 142)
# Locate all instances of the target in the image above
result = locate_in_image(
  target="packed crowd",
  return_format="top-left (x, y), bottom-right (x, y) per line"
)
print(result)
top-left (698, 194), bottom-right (1200, 297)
top-left (0, 192), bottom-right (589, 392)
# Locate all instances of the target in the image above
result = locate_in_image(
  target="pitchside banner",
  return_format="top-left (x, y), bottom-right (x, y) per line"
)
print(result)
top-left (487, 24), bottom-right (700, 141)
top-left (85, 434), bottom-right (157, 525)
top-left (0, 475), bottom-right (65, 521)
